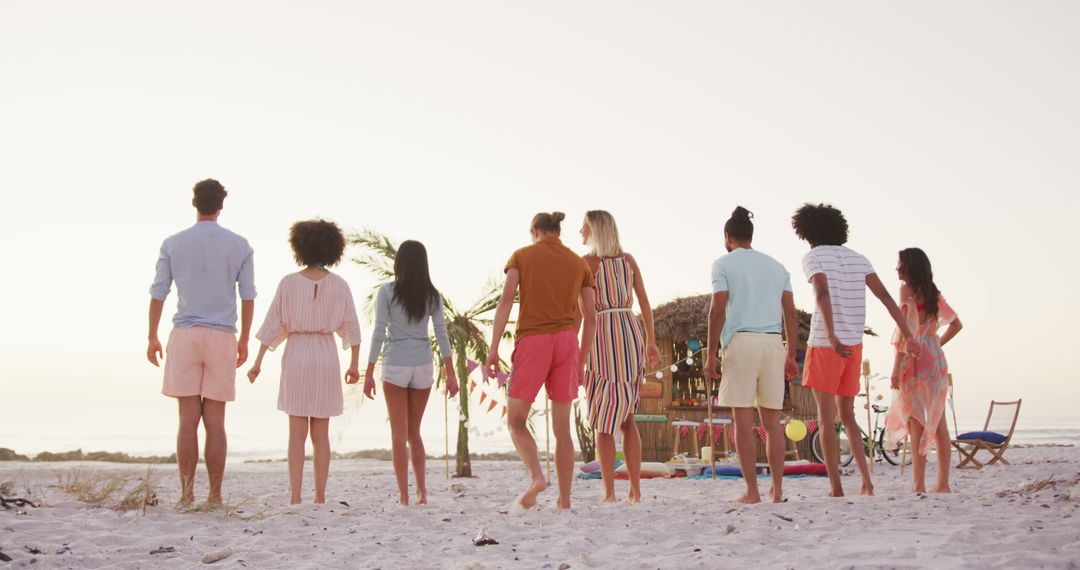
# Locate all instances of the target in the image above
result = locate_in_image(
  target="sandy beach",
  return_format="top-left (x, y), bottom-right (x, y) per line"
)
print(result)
top-left (1, 446), bottom-right (1078, 569)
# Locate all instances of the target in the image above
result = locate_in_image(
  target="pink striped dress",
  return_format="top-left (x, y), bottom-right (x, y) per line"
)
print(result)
top-left (256, 272), bottom-right (362, 418)
top-left (584, 257), bottom-right (646, 434)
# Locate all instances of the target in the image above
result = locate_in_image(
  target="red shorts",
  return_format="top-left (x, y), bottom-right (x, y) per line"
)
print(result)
top-left (507, 330), bottom-right (580, 404)
top-left (802, 343), bottom-right (863, 397)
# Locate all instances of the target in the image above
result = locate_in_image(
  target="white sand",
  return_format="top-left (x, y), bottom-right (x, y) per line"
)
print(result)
top-left (2, 447), bottom-right (1078, 569)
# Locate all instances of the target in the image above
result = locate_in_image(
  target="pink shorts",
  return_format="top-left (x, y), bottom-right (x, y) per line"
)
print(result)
top-left (507, 329), bottom-right (580, 404)
top-left (163, 326), bottom-right (238, 402)
top-left (803, 343), bottom-right (863, 397)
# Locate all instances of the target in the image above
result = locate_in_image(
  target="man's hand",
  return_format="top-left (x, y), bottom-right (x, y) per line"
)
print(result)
top-left (784, 356), bottom-right (800, 382)
top-left (236, 341), bottom-right (249, 368)
top-left (705, 355), bottom-right (721, 380)
top-left (445, 368), bottom-right (460, 398)
top-left (484, 350), bottom-right (501, 380)
top-left (147, 338), bottom-right (163, 367)
top-left (828, 333), bottom-right (853, 358)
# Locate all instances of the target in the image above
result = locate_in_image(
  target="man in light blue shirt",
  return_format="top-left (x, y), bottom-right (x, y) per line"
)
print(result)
top-left (146, 178), bottom-right (255, 504)
top-left (705, 206), bottom-right (799, 505)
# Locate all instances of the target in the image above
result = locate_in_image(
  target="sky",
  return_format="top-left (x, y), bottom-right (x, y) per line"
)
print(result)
top-left (1, 1), bottom-right (1078, 457)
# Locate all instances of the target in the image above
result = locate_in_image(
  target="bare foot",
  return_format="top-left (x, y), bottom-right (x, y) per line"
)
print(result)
top-left (913, 485), bottom-right (926, 494)
top-left (930, 485), bottom-right (952, 494)
top-left (518, 478), bottom-right (547, 509)
top-left (768, 488), bottom-right (784, 504)
top-left (398, 496), bottom-right (409, 506)
top-left (555, 497), bottom-right (571, 510)
top-left (860, 483), bottom-right (874, 497)
top-left (314, 497), bottom-right (326, 504)
top-left (600, 494), bottom-right (617, 504)
top-left (290, 498), bottom-right (302, 505)
top-left (737, 493), bottom-right (762, 504)
top-left (828, 486), bottom-right (845, 498)
top-left (627, 489), bottom-right (642, 504)
top-left (207, 495), bottom-right (222, 505)
top-left (416, 493), bottom-right (428, 505)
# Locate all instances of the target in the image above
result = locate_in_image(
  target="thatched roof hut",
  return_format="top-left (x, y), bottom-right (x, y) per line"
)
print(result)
top-left (652, 294), bottom-right (814, 346)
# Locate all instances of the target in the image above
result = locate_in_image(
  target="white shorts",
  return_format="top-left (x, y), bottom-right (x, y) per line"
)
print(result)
top-left (382, 363), bottom-right (435, 390)
top-left (717, 332), bottom-right (786, 410)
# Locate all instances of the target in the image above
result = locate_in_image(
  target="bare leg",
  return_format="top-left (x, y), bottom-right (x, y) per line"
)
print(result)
top-left (507, 397), bottom-right (546, 508)
top-left (383, 383), bottom-right (411, 506)
top-left (309, 417), bottom-right (330, 503)
top-left (595, 432), bottom-right (617, 502)
top-left (732, 407), bottom-right (761, 504)
top-left (201, 399), bottom-right (227, 504)
top-left (759, 408), bottom-right (786, 503)
top-left (621, 415), bottom-right (643, 503)
top-left (836, 395), bottom-right (873, 496)
top-left (550, 400), bottom-right (575, 509)
top-left (176, 396), bottom-right (202, 504)
top-left (931, 410), bottom-right (952, 493)
top-left (908, 417), bottom-right (927, 493)
top-left (406, 387), bottom-right (431, 505)
top-left (812, 390), bottom-right (844, 497)
top-left (288, 415), bottom-right (309, 504)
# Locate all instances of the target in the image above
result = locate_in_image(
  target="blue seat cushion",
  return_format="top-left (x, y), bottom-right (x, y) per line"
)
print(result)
top-left (956, 431), bottom-right (1007, 445)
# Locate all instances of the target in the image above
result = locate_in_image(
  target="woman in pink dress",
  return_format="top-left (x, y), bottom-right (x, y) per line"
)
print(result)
top-left (247, 220), bottom-right (362, 505)
top-left (885, 248), bottom-right (963, 494)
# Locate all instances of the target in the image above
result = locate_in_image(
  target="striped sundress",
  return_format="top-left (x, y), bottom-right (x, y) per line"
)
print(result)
top-left (255, 272), bottom-right (363, 418)
top-left (584, 257), bottom-right (646, 434)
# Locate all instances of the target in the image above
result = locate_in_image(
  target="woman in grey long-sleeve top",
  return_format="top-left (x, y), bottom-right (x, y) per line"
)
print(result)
top-left (363, 240), bottom-right (458, 506)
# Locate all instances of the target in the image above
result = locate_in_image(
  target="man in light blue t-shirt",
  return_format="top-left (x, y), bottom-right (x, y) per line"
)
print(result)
top-left (705, 206), bottom-right (800, 504)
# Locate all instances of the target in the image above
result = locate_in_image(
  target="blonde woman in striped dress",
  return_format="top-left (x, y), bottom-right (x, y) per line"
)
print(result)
top-left (247, 220), bottom-right (362, 505)
top-left (579, 210), bottom-right (660, 504)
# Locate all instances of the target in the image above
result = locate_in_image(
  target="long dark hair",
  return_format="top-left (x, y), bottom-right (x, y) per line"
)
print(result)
top-left (392, 240), bottom-right (441, 323)
top-left (898, 248), bottom-right (940, 319)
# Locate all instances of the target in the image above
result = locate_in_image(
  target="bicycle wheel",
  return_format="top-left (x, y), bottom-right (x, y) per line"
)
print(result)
top-left (878, 429), bottom-right (913, 466)
top-left (810, 425), bottom-right (855, 467)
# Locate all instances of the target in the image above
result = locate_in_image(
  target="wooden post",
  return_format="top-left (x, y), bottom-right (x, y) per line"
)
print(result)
top-left (901, 435), bottom-right (909, 476)
top-left (706, 366), bottom-right (715, 480)
top-left (862, 359), bottom-right (873, 473)
top-left (545, 396), bottom-right (551, 481)
top-left (445, 378), bottom-right (450, 479)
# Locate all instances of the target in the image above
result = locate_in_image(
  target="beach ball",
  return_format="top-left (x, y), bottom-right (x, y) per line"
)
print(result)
top-left (785, 420), bottom-right (808, 442)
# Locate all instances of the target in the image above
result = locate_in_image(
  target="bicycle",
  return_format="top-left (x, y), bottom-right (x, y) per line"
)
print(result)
top-left (809, 403), bottom-right (912, 467)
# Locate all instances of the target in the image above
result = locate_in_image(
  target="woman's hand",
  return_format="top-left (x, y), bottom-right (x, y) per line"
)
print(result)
top-left (445, 368), bottom-right (460, 398)
top-left (645, 342), bottom-right (660, 367)
top-left (247, 364), bottom-right (261, 384)
top-left (345, 366), bottom-right (360, 385)
top-left (363, 371), bottom-right (377, 400)
top-left (890, 373), bottom-right (901, 390)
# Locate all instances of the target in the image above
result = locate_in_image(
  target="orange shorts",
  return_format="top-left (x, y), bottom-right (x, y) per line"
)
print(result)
top-left (162, 326), bottom-right (238, 402)
top-left (802, 343), bottom-right (863, 397)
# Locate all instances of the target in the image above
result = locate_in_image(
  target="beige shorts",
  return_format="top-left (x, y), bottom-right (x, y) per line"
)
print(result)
top-left (717, 332), bottom-right (786, 410)
top-left (382, 363), bottom-right (435, 390)
top-left (163, 326), bottom-right (237, 402)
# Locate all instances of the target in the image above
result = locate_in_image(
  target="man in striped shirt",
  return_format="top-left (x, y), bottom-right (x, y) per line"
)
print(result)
top-left (792, 203), bottom-right (919, 498)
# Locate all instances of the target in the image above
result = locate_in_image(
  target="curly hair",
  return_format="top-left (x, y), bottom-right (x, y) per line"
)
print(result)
top-left (192, 179), bottom-right (227, 215)
top-left (791, 203), bottom-right (849, 247)
top-left (289, 219), bottom-right (346, 267)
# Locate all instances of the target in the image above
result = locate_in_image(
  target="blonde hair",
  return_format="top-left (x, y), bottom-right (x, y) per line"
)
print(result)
top-left (585, 210), bottom-right (623, 257)
top-left (531, 211), bottom-right (565, 235)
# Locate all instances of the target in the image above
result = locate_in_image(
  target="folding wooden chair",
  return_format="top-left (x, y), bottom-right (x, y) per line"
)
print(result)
top-left (951, 399), bottom-right (1021, 469)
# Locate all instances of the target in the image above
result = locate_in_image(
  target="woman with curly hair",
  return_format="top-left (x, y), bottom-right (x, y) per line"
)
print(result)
top-left (885, 248), bottom-right (963, 493)
top-left (247, 219), bottom-right (362, 505)
top-left (791, 203), bottom-right (919, 497)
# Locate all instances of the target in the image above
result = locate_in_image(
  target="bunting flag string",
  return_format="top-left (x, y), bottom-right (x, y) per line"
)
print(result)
top-left (487, 400), bottom-right (498, 413)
